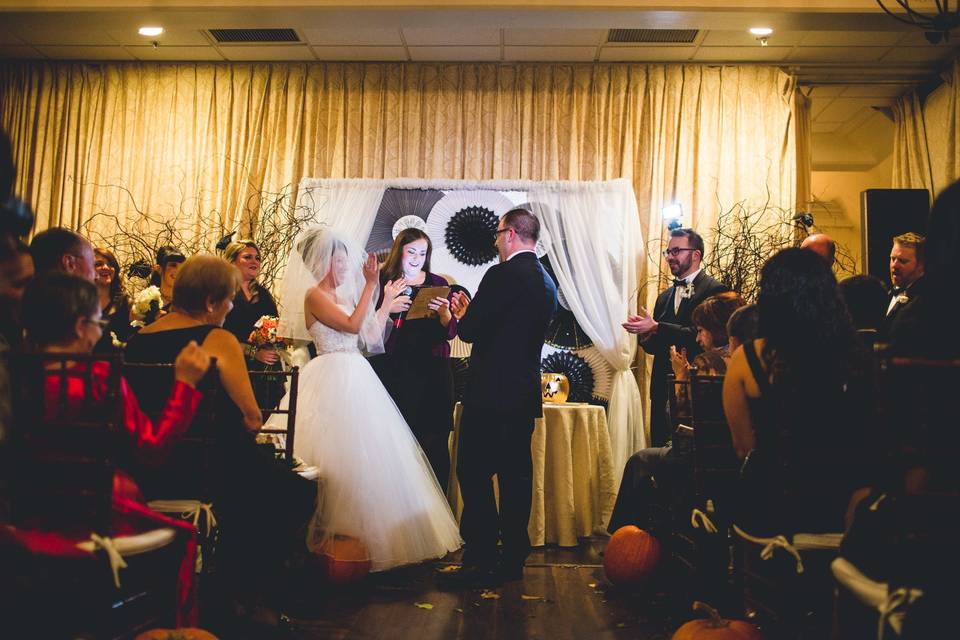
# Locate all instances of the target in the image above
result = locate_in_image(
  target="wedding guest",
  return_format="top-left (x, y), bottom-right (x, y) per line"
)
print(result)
top-left (123, 254), bottom-right (316, 626)
top-left (800, 232), bottom-right (836, 267)
top-left (93, 247), bottom-right (132, 351)
top-left (726, 303), bottom-right (759, 352)
top-left (882, 232), bottom-right (926, 339)
top-left (221, 239), bottom-right (284, 412)
top-left (19, 271), bottom-right (211, 626)
top-left (150, 245), bottom-right (185, 308)
top-left (371, 227), bottom-right (459, 486)
top-left (624, 227), bottom-right (727, 446)
top-left (29, 227), bottom-right (96, 282)
top-left (0, 239), bottom-right (33, 350)
top-left (609, 292), bottom-right (746, 535)
top-left (838, 274), bottom-right (887, 352)
top-left (722, 248), bottom-right (876, 536)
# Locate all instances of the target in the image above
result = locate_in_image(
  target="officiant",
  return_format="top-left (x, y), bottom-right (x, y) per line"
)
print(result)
top-left (371, 227), bottom-right (460, 487)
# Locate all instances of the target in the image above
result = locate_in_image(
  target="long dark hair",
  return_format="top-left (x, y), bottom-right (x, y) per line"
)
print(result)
top-left (758, 248), bottom-right (860, 387)
top-left (381, 228), bottom-right (432, 282)
top-left (94, 247), bottom-right (124, 305)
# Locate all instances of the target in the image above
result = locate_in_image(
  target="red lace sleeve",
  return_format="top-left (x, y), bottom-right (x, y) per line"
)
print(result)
top-left (121, 377), bottom-right (202, 466)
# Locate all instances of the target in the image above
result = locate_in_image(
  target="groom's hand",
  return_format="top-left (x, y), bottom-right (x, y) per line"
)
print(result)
top-left (450, 292), bottom-right (470, 319)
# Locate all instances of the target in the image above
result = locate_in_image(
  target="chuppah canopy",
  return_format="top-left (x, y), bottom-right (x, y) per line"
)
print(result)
top-left (290, 176), bottom-right (645, 473)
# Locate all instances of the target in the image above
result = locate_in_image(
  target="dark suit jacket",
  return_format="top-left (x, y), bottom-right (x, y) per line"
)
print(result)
top-left (881, 276), bottom-right (927, 339)
top-left (458, 252), bottom-right (558, 420)
top-left (640, 271), bottom-right (728, 444)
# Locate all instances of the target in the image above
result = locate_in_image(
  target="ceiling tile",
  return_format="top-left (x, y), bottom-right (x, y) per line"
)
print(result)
top-left (0, 45), bottom-right (41, 59)
top-left (408, 46), bottom-right (500, 62)
top-left (311, 46), bottom-right (408, 61)
top-left (699, 30), bottom-right (805, 47)
top-left (504, 29), bottom-right (605, 46)
top-left (597, 46), bottom-right (695, 62)
top-left (799, 31), bottom-right (903, 47)
top-left (692, 46), bottom-right (792, 62)
top-left (808, 86), bottom-right (847, 98)
top-left (840, 84), bottom-right (912, 98)
top-left (105, 28), bottom-right (210, 47)
top-left (127, 45), bottom-right (223, 61)
top-left (302, 28), bottom-right (403, 46)
top-left (403, 28), bottom-right (500, 47)
top-left (503, 46), bottom-right (597, 62)
top-left (34, 45), bottom-right (134, 60)
top-left (814, 98), bottom-right (879, 123)
top-left (787, 47), bottom-right (888, 62)
top-left (812, 121), bottom-right (841, 133)
top-left (882, 46), bottom-right (959, 62)
top-left (810, 97), bottom-right (834, 120)
top-left (15, 26), bottom-right (119, 47)
top-left (218, 45), bottom-right (315, 62)
top-left (0, 27), bottom-right (25, 45)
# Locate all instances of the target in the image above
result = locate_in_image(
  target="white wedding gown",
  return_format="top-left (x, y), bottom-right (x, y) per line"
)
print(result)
top-left (277, 309), bottom-right (462, 571)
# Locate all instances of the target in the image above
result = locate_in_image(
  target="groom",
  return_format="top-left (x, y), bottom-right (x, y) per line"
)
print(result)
top-left (447, 208), bottom-right (557, 586)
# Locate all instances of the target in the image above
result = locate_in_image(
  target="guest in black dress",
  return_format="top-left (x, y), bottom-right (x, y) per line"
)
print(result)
top-left (221, 239), bottom-right (284, 412)
top-left (93, 247), bottom-right (132, 351)
top-left (151, 245), bottom-right (185, 309)
top-left (370, 227), bottom-right (459, 488)
top-left (124, 254), bottom-right (316, 624)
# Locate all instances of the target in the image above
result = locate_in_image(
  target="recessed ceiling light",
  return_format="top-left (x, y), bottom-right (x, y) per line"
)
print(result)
top-left (749, 27), bottom-right (773, 36)
top-left (138, 26), bottom-right (164, 37)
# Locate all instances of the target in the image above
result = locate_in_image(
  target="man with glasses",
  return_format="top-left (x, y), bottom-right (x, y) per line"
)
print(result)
top-left (623, 227), bottom-right (726, 446)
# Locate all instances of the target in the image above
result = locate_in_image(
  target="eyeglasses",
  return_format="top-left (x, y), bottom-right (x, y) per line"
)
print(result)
top-left (662, 247), bottom-right (696, 258)
top-left (494, 228), bottom-right (511, 237)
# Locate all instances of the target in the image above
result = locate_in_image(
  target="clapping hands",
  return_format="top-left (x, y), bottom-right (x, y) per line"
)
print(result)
top-left (363, 254), bottom-right (380, 284)
top-left (622, 306), bottom-right (658, 337)
top-left (450, 291), bottom-right (470, 319)
top-left (670, 345), bottom-right (691, 381)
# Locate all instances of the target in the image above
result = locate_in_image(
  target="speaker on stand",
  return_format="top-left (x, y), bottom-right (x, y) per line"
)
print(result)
top-left (860, 189), bottom-right (930, 281)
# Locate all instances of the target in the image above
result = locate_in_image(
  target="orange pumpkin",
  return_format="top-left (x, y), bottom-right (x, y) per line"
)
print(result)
top-left (134, 628), bottom-right (218, 640)
top-left (317, 534), bottom-right (372, 585)
top-left (603, 525), bottom-right (661, 585)
top-left (672, 602), bottom-right (763, 640)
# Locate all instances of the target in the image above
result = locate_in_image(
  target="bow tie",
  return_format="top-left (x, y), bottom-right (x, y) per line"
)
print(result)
top-left (890, 286), bottom-right (902, 295)
top-left (673, 278), bottom-right (689, 288)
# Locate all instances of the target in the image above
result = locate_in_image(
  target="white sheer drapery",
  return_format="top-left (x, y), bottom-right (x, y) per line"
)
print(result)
top-left (530, 179), bottom-right (645, 473)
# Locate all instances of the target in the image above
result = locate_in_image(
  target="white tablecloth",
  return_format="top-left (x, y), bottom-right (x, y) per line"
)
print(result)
top-left (447, 403), bottom-right (617, 547)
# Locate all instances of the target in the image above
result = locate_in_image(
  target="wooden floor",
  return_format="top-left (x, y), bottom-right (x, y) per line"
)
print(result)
top-left (271, 539), bottom-right (679, 640)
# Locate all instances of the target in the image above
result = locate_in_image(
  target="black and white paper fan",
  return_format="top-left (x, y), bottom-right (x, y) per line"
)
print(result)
top-left (426, 190), bottom-right (515, 296)
top-left (545, 306), bottom-right (593, 350)
top-left (365, 188), bottom-right (444, 254)
top-left (576, 345), bottom-right (613, 403)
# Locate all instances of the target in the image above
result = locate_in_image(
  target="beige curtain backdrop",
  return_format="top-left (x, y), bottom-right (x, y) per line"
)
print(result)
top-left (0, 60), bottom-right (799, 443)
top-left (892, 91), bottom-right (936, 193)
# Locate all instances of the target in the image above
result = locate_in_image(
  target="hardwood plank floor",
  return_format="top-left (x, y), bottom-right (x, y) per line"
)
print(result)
top-left (280, 538), bottom-right (679, 640)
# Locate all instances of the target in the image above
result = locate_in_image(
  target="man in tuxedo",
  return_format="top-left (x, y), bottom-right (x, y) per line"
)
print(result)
top-left (883, 232), bottom-right (926, 338)
top-left (445, 208), bottom-right (557, 586)
top-left (624, 228), bottom-right (726, 447)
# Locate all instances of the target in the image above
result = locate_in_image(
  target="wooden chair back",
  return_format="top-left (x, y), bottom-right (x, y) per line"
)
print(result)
top-left (250, 365), bottom-right (299, 463)
top-left (688, 371), bottom-right (739, 512)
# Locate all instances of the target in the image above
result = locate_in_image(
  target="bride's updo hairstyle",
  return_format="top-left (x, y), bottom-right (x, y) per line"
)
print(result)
top-left (172, 254), bottom-right (239, 315)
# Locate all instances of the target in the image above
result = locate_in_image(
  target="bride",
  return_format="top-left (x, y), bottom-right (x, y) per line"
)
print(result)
top-left (272, 226), bottom-right (462, 571)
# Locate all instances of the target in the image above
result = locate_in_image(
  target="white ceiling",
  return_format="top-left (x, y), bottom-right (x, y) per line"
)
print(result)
top-left (0, 1), bottom-right (956, 170)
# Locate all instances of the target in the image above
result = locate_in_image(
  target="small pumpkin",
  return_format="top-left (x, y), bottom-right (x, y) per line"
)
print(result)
top-left (540, 372), bottom-right (570, 403)
top-left (317, 534), bottom-right (372, 585)
top-left (134, 628), bottom-right (218, 640)
top-left (603, 525), bottom-right (661, 585)
top-left (672, 602), bottom-right (763, 640)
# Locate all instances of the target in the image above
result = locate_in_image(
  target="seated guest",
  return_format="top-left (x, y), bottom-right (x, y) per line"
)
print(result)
top-left (18, 272), bottom-right (211, 625)
top-left (29, 227), bottom-right (96, 281)
top-left (670, 291), bottom-right (746, 380)
top-left (0, 239), bottom-right (33, 350)
top-left (93, 247), bottom-right (133, 351)
top-left (726, 303), bottom-right (759, 353)
top-left (124, 254), bottom-right (316, 625)
top-left (722, 248), bottom-right (876, 537)
top-left (837, 274), bottom-right (887, 352)
top-left (800, 232), bottom-right (836, 268)
top-left (608, 292), bottom-right (746, 534)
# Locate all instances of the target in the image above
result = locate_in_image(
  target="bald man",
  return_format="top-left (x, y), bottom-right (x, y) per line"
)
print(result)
top-left (800, 233), bottom-right (836, 267)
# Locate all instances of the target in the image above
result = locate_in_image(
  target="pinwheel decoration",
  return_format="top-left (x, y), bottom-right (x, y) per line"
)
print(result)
top-left (365, 188), bottom-right (444, 254)
top-left (540, 349), bottom-right (595, 404)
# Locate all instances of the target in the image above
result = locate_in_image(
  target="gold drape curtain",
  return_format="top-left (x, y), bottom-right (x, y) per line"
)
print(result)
top-left (2, 61), bottom-right (797, 248)
top-left (892, 91), bottom-right (935, 193)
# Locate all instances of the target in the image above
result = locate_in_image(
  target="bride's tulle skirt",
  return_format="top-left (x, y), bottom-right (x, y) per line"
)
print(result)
top-left (277, 350), bottom-right (462, 571)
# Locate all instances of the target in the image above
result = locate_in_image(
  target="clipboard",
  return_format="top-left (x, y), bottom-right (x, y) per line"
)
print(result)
top-left (404, 286), bottom-right (451, 320)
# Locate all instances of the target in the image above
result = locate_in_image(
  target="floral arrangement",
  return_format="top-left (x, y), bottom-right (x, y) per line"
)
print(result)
top-left (131, 285), bottom-right (163, 328)
top-left (248, 315), bottom-right (290, 349)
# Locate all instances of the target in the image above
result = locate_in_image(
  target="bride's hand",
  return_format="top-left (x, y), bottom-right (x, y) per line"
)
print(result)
top-left (383, 277), bottom-right (407, 301)
top-left (363, 254), bottom-right (379, 284)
